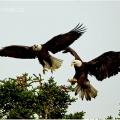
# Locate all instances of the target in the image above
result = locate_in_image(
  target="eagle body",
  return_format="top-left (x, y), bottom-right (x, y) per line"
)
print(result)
top-left (63, 47), bottom-right (120, 101)
top-left (0, 23), bottom-right (86, 74)
top-left (72, 61), bottom-right (97, 100)
top-left (74, 65), bottom-right (87, 84)
top-left (37, 49), bottom-right (52, 68)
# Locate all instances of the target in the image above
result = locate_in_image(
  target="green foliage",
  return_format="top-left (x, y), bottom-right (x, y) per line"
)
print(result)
top-left (35, 76), bottom-right (77, 119)
top-left (63, 111), bottom-right (86, 119)
top-left (105, 115), bottom-right (113, 119)
top-left (118, 104), bottom-right (120, 117)
top-left (116, 104), bottom-right (120, 120)
top-left (0, 73), bottom-right (37, 119)
top-left (0, 73), bottom-right (84, 119)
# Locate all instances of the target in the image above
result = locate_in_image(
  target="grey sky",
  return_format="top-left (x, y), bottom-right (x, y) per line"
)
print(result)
top-left (0, 1), bottom-right (120, 119)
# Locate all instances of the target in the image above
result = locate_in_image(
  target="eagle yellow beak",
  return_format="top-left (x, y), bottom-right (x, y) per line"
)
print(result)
top-left (71, 62), bottom-right (75, 66)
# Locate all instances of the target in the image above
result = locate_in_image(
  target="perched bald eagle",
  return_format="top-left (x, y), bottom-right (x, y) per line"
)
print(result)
top-left (0, 23), bottom-right (86, 74)
top-left (63, 47), bottom-right (120, 101)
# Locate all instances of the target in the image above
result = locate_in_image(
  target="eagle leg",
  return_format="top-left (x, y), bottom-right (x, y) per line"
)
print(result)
top-left (68, 78), bottom-right (77, 85)
top-left (43, 67), bottom-right (48, 74)
top-left (50, 67), bottom-right (55, 74)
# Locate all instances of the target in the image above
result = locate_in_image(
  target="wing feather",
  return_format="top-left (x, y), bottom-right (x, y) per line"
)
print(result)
top-left (43, 23), bottom-right (86, 54)
top-left (87, 51), bottom-right (120, 81)
top-left (62, 47), bottom-right (83, 61)
top-left (0, 45), bottom-right (35, 59)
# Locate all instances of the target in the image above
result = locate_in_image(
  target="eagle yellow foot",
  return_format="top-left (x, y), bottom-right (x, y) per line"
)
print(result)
top-left (50, 67), bottom-right (55, 74)
top-left (43, 67), bottom-right (48, 74)
top-left (67, 78), bottom-right (77, 85)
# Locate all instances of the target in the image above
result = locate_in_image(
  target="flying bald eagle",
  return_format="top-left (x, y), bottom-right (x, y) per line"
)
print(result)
top-left (63, 47), bottom-right (120, 101)
top-left (0, 23), bottom-right (86, 74)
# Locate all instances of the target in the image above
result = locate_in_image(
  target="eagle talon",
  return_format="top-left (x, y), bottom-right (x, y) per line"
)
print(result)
top-left (50, 67), bottom-right (55, 74)
top-left (67, 78), bottom-right (77, 85)
top-left (73, 78), bottom-right (77, 82)
top-left (68, 78), bottom-right (77, 82)
top-left (67, 79), bottom-right (72, 82)
top-left (43, 67), bottom-right (48, 74)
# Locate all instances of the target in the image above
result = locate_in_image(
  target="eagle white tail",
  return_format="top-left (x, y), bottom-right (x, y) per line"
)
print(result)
top-left (74, 82), bottom-right (98, 101)
top-left (43, 55), bottom-right (63, 70)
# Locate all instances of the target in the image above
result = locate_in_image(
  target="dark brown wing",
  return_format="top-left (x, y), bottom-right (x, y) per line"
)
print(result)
top-left (87, 51), bottom-right (120, 81)
top-left (0, 45), bottom-right (36, 59)
top-left (62, 47), bottom-right (83, 61)
top-left (43, 23), bottom-right (86, 54)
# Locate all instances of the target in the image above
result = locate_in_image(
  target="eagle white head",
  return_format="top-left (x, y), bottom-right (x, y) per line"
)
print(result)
top-left (71, 60), bottom-right (82, 67)
top-left (32, 44), bottom-right (42, 51)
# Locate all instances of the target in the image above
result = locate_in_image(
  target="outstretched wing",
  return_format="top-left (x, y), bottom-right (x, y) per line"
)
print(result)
top-left (43, 23), bottom-right (86, 54)
top-left (0, 45), bottom-right (36, 59)
top-left (62, 47), bottom-right (83, 61)
top-left (87, 51), bottom-right (120, 81)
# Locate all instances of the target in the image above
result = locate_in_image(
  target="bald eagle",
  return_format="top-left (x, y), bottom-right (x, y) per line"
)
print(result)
top-left (63, 47), bottom-right (120, 101)
top-left (0, 23), bottom-right (86, 74)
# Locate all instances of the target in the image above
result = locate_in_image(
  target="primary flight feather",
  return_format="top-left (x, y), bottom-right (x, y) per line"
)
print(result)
top-left (0, 23), bottom-right (86, 74)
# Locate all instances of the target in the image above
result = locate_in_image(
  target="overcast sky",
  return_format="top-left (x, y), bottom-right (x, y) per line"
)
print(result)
top-left (0, 1), bottom-right (120, 119)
